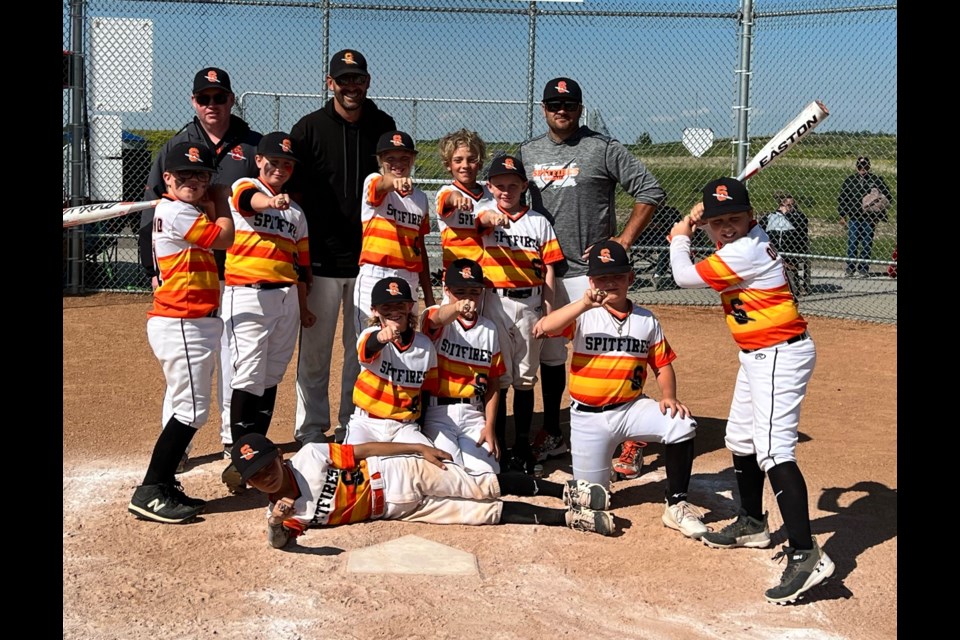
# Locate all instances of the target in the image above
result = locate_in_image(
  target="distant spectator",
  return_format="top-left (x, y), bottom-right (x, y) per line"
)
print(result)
top-left (837, 156), bottom-right (893, 278)
top-left (759, 192), bottom-right (811, 296)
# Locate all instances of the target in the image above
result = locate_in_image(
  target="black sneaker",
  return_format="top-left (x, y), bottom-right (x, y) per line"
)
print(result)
top-left (505, 446), bottom-right (537, 476)
top-left (128, 483), bottom-right (202, 524)
top-left (169, 481), bottom-right (206, 508)
top-left (702, 511), bottom-right (771, 549)
top-left (765, 537), bottom-right (836, 604)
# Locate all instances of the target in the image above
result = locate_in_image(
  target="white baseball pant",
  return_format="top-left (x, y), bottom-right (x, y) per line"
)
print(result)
top-left (148, 315), bottom-right (222, 429)
top-left (344, 411), bottom-right (435, 447)
top-left (483, 287), bottom-right (543, 390)
top-left (422, 399), bottom-right (500, 475)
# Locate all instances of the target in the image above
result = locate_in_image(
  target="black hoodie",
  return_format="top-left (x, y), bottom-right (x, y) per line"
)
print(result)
top-left (289, 99), bottom-right (396, 278)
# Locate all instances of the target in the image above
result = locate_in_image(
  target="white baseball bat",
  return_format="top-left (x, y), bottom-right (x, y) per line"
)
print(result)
top-left (62, 199), bottom-right (160, 228)
top-left (736, 100), bottom-right (830, 181)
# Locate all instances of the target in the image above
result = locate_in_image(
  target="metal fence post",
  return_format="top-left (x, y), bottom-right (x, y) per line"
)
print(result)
top-left (734, 0), bottom-right (755, 178)
top-left (67, 0), bottom-right (87, 295)
top-left (526, 1), bottom-right (538, 140)
top-left (322, 0), bottom-right (330, 104)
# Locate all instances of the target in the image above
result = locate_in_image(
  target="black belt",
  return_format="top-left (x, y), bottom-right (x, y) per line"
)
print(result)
top-left (742, 331), bottom-right (810, 354)
top-left (499, 287), bottom-right (536, 299)
top-left (243, 282), bottom-right (292, 290)
top-left (572, 400), bottom-right (630, 413)
top-left (436, 396), bottom-right (478, 406)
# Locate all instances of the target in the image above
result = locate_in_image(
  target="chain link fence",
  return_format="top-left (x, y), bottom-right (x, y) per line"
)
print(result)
top-left (63, 0), bottom-right (896, 323)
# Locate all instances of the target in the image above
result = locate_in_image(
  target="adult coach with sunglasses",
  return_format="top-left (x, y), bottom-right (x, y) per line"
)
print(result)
top-left (287, 49), bottom-right (397, 446)
top-left (519, 77), bottom-right (665, 475)
top-left (138, 67), bottom-right (263, 463)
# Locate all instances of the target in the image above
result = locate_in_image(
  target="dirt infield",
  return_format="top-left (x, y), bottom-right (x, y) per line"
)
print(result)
top-left (63, 293), bottom-right (897, 640)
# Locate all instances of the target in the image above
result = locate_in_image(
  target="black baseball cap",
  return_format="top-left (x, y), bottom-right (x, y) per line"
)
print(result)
top-left (487, 155), bottom-right (527, 180)
top-left (445, 259), bottom-right (485, 288)
top-left (543, 77), bottom-right (582, 103)
top-left (376, 131), bottom-right (417, 155)
top-left (164, 142), bottom-right (216, 173)
top-left (257, 131), bottom-right (298, 162)
top-left (329, 49), bottom-right (369, 79)
top-left (701, 177), bottom-right (752, 219)
top-left (587, 240), bottom-right (633, 276)
top-left (371, 277), bottom-right (414, 306)
top-left (856, 156), bottom-right (871, 170)
top-left (193, 67), bottom-right (232, 94)
top-left (231, 433), bottom-right (280, 483)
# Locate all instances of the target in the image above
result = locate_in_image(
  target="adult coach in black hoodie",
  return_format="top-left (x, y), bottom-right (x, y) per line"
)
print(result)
top-left (289, 49), bottom-right (396, 445)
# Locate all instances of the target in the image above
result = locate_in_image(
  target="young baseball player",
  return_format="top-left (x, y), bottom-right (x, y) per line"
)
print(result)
top-left (353, 130), bottom-right (435, 334)
top-left (345, 276), bottom-right (438, 447)
top-left (219, 132), bottom-right (314, 495)
top-left (434, 129), bottom-right (497, 270)
top-left (231, 433), bottom-right (615, 548)
top-left (479, 155), bottom-right (565, 474)
top-left (538, 240), bottom-right (708, 540)
top-left (669, 177), bottom-right (834, 604)
top-left (128, 142), bottom-right (235, 524)
top-left (420, 259), bottom-right (505, 474)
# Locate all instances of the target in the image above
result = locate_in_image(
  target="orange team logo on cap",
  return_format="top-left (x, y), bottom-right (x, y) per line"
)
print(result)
top-left (228, 145), bottom-right (246, 161)
top-left (388, 282), bottom-right (401, 296)
top-left (714, 185), bottom-right (732, 201)
top-left (460, 267), bottom-right (474, 279)
top-left (280, 138), bottom-right (293, 153)
top-left (599, 248), bottom-right (614, 263)
top-left (239, 443), bottom-right (257, 461)
top-left (205, 70), bottom-right (221, 84)
top-left (392, 134), bottom-right (404, 147)
top-left (556, 81), bottom-right (569, 94)
top-left (186, 147), bottom-right (202, 163)
top-left (504, 158), bottom-right (516, 170)
top-left (343, 52), bottom-right (356, 64)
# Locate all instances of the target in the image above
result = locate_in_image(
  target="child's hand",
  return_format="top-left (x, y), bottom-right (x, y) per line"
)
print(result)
top-left (300, 307), bottom-right (317, 328)
top-left (479, 210), bottom-right (510, 228)
top-left (582, 288), bottom-right (607, 308)
top-left (456, 298), bottom-right (478, 320)
top-left (390, 177), bottom-right (414, 196)
top-left (670, 215), bottom-right (696, 238)
top-left (377, 325), bottom-right (401, 344)
top-left (271, 193), bottom-right (291, 210)
top-left (659, 398), bottom-right (690, 419)
top-left (449, 194), bottom-right (473, 212)
top-left (268, 497), bottom-right (296, 525)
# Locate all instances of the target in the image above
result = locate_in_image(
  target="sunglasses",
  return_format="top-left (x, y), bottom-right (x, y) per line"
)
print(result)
top-left (335, 74), bottom-right (367, 86)
top-left (174, 170), bottom-right (212, 182)
top-left (544, 100), bottom-right (581, 113)
top-left (194, 92), bottom-right (230, 106)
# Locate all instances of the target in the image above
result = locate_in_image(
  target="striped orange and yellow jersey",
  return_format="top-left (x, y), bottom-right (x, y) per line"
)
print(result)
top-left (359, 174), bottom-right (430, 272)
top-left (479, 206), bottom-right (565, 288)
top-left (354, 327), bottom-right (438, 421)
top-left (225, 177), bottom-right (310, 286)
top-left (558, 303), bottom-right (677, 407)
top-left (421, 306), bottom-right (505, 399)
top-left (435, 181), bottom-right (496, 269)
top-left (272, 443), bottom-right (376, 536)
top-left (149, 196), bottom-right (224, 319)
top-left (690, 224), bottom-right (807, 351)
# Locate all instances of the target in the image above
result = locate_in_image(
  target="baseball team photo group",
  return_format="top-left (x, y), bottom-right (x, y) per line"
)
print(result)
top-left (63, 3), bottom-right (897, 638)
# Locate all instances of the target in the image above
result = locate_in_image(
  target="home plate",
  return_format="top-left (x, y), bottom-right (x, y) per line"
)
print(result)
top-left (345, 534), bottom-right (478, 576)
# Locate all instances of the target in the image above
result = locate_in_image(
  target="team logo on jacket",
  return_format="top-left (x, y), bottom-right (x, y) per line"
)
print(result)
top-left (343, 51), bottom-right (357, 64)
top-left (713, 185), bottom-right (732, 201)
top-left (388, 282), bottom-right (401, 296)
top-left (556, 80), bottom-right (570, 94)
top-left (239, 443), bottom-right (257, 461)
top-left (204, 70), bottom-right (222, 85)
top-left (228, 145), bottom-right (247, 161)
top-left (186, 147), bottom-right (202, 163)
top-left (599, 248), bottom-right (614, 263)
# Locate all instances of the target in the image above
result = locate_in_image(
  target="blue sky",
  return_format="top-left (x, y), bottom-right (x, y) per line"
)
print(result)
top-left (64, 0), bottom-right (896, 144)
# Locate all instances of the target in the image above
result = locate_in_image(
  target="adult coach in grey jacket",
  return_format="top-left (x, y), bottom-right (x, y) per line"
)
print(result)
top-left (288, 49), bottom-right (396, 445)
top-left (520, 77), bottom-right (664, 459)
top-left (138, 67), bottom-right (261, 460)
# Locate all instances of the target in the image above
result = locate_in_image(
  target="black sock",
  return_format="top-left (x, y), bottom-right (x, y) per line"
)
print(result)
top-left (513, 389), bottom-right (535, 448)
top-left (540, 364), bottom-right (566, 437)
top-left (767, 461), bottom-right (812, 549)
top-left (664, 438), bottom-right (695, 506)
top-left (500, 501), bottom-right (567, 526)
top-left (497, 472), bottom-right (564, 498)
top-left (254, 386), bottom-right (278, 436)
top-left (732, 453), bottom-right (766, 520)
top-left (495, 388), bottom-right (509, 453)
top-left (230, 388), bottom-right (262, 443)
top-left (142, 417), bottom-right (196, 486)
